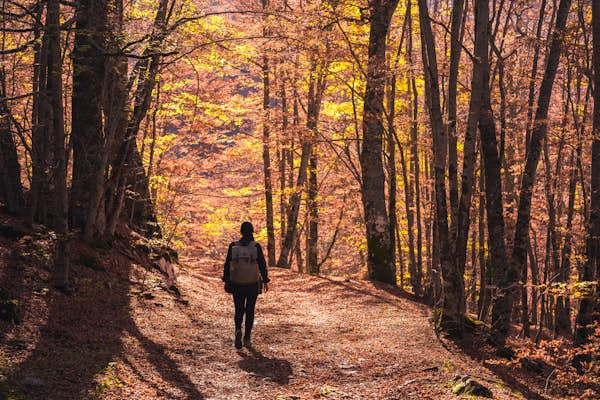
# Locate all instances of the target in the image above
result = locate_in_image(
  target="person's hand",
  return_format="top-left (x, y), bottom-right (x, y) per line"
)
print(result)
top-left (263, 282), bottom-right (269, 293)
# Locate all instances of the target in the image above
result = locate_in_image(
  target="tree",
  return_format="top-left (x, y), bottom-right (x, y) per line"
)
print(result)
top-left (359, 0), bottom-right (399, 285)
top-left (0, 69), bottom-right (24, 214)
top-left (70, 0), bottom-right (108, 229)
top-left (417, 0), bottom-right (463, 334)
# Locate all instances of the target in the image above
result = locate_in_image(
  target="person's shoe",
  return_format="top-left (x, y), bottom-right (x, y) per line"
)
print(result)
top-left (243, 336), bottom-right (252, 347)
top-left (235, 329), bottom-right (242, 349)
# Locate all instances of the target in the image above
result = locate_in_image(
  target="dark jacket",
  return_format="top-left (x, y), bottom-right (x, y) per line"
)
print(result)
top-left (222, 237), bottom-right (270, 285)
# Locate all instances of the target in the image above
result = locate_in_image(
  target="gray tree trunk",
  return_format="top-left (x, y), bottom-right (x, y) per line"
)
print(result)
top-left (359, 0), bottom-right (399, 285)
top-left (0, 69), bottom-right (24, 214)
top-left (418, 0), bottom-right (462, 334)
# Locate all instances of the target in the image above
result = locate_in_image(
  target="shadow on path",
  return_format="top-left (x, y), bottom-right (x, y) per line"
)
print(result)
top-left (0, 237), bottom-right (204, 400)
top-left (237, 346), bottom-right (292, 385)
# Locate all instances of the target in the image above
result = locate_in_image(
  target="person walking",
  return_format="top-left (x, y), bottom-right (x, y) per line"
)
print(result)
top-left (222, 221), bottom-right (270, 349)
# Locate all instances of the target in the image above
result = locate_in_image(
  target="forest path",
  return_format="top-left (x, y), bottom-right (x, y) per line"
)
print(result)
top-left (108, 257), bottom-right (541, 400)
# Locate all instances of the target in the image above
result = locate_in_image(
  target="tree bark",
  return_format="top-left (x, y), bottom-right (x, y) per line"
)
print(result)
top-left (407, 0), bottom-right (422, 297)
top-left (418, 0), bottom-right (462, 334)
top-left (447, 0), bottom-right (465, 247)
top-left (476, 0), bottom-right (509, 346)
top-left (359, 0), bottom-right (399, 285)
top-left (261, 0), bottom-right (276, 266)
top-left (0, 69), bottom-right (24, 214)
top-left (387, 74), bottom-right (398, 283)
top-left (455, 0), bottom-right (486, 303)
top-left (46, 0), bottom-right (70, 288)
top-left (70, 0), bottom-right (108, 229)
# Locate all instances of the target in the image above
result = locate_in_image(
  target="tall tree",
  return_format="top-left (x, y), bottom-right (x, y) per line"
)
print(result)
top-left (447, 0), bottom-right (465, 246)
top-left (359, 0), bottom-right (399, 285)
top-left (0, 69), bottom-right (24, 214)
top-left (475, 0), bottom-right (509, 346)
top-left (70, 0), bottom-right (108, 229)
top-left (418, 0), bottom-right (463, 334)
top-left (261, 0), bottom-right (276, 266)
top-left (46, 0), bottom-right (70, 288)
top-left (407, 0), bottom-right (423, 296)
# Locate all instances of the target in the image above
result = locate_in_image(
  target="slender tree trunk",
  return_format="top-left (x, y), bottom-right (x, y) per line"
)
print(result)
top-left (477, 0), bottom-right (509, 346)
top-left (407, 0), bottom-right (423, 296)
top-left (30, 5), bottom-right (50, 225)
top-left (447, 0), bottom-right (465, 247)
top-left (501, 0), bottom-right (572, 346)
top-left (279, 76), bottom-right (288, 243)
top-left (400, 81), bottom-right (418, 294)
top-left (558, 150), bottom-right (577, 334)
top-left (261, 0), bottom-right (275, 266)
top-left (359, 0), bottom-right (399, 284)
top-left (529, 236), bottom-right (539, 327)
top-left (456, 0), bottom-right (485, 300)
top-left (306, 147), bottom-right (318, 274)
top-left (46, 0), bottom-right (70, 287)
top-left (477, 167), bottom-right (489, 321)
top-left (0, 69), bottom-right (24, 214)
top-left (418, 0), bottom-right (462, 334)
top-left (387, 74), bottom-right (398, 283)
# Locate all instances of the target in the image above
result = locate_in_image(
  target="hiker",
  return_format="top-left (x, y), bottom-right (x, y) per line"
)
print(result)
top-left (222, 221), bottom-right (270, 349)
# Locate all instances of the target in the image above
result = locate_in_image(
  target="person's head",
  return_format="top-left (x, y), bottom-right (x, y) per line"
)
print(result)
top-left (240, 221), bottom-right (254, 239)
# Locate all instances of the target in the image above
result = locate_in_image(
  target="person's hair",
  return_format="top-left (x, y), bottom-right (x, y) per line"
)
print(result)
top-left (240, 221), bottom-right (254, 240)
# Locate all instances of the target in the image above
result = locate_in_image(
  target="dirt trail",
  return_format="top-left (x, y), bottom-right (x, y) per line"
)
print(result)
top-left (105, 258), bottom-right (538, 400)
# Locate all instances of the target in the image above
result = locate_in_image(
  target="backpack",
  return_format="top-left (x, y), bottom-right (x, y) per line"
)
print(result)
top-left (230, 241), bottom-right (260, 285)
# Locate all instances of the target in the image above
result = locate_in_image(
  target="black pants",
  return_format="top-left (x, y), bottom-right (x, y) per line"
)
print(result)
top-left (232, 284), bottom-right (259, 338)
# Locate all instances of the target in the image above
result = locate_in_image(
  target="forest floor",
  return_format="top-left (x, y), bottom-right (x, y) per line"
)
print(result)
top-left (0, 223), bottom-right (593, 399)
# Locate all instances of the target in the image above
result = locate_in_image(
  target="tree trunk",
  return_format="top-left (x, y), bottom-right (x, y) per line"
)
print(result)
top-left (477, 167), bottom-right (489, 321)
top-left (558, 150), bottom-right (577, 334)
top-left (407, 0), bottom-right (422, 296)
top-left (306, 149), bottom-right (318, 274)
top-left (84, 0), bottom-right (128, 242)
top-left (455, 0), bottom-right (486, 302)
top-left (418, 0), bottom-right (462, 334)
top-left (387, 74), bottom-right (398, 283)
top-left (279, 76), bottom-right (288, 243)
top-left (359, 0), bottom-right (399, 285)
top-left (476, 0), bottom-right (509, 346)
top-left (30, 6), bottom-right (51, 225)
top-left (501, 0), bottom-right (571, 346)
top-left (447, 0), bottom-right (465, 247)
top-left (46, 0), bottom-right (70, 288)
top-left (261, 0), bottom-right (276, 266)
top-left (0, 69), bottom-right (24, 214)
top-left (70, 0), bottom-right (108, 229)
